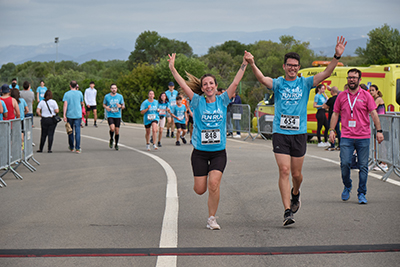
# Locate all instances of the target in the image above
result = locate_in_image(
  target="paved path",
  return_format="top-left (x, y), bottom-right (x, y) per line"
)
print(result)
top-left (0, 118), bottom-right (399, 267)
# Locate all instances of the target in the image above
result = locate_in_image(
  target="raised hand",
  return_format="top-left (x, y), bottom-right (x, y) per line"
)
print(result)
top-left (244, 51), bottom-right (254, 65)
top-left (335, 36), bottom-right (347, 57)
top-left (168, 53), bottom-right (176, 69)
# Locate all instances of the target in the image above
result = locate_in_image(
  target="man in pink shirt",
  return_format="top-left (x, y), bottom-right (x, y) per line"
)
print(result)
top-left (329, 68), bottom-right (383, 204)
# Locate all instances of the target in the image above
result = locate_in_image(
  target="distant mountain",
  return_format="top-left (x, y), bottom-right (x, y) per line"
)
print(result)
top-left (1, 25), bottom-right (398, 66)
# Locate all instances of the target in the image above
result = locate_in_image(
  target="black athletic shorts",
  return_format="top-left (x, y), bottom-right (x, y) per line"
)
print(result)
top-left (108, 117), bottom-right (121, 128)
top-left (272, 133), bottom-right (307, 157)
top-left (175, 123), bottom-right (186, 130)
top-left (191, 148), bottom-right (227, 176)
top-left (145, 120), bottom-right (158, 128)
top-left (86, 105), bottom-right (97, 111)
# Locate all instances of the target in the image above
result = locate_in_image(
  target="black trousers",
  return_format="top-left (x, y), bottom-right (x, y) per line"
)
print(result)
top-left (316, 109), bottom-right (328, 143)
top-left (40, 117), bottom-right (57, 151)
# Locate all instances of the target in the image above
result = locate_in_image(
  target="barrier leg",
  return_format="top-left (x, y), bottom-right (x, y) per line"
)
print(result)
top-left (30, 156), bottom-right (40, 166)
top-left (0, 177), bottom-right (6, 187)
top-left (22, 160), bottom-right (36, 172)
top-left (381, 166), bottom-right (394, 182)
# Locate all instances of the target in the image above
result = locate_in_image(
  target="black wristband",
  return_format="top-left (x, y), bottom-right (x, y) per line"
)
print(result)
top-left (377, 129), bottom-right (383, 133)
top-left (333, 54), bottom-right (341, 60)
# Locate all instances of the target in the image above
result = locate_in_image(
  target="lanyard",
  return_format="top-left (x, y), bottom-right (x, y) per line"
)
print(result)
top-left (347, 91), bottom-right (360, 118)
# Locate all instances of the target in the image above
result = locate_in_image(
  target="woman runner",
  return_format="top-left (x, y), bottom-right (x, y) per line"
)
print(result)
top-left (168, 52), bottom-right (247, 230)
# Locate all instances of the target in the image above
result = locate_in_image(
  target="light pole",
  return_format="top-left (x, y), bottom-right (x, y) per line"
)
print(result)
top-left (54, 37), bottom-right (59, 62)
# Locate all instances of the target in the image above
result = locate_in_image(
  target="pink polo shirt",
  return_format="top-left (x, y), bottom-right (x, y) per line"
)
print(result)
top-left (333, 88), bottom-right (376, 139)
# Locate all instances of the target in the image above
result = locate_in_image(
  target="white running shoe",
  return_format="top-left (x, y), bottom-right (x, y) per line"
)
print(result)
top-left (325, 142), bottom-right (331, 147)
top-left (146, 144), bottom-right (150, 151)
top-left (153, 144), bottom-right (158, 150)
top-left (233, 134), bottom-right (241, 139)
top-left (207, 216), bottom-right (221, 230)
top-left (317, 142), bottom-right (326, 147)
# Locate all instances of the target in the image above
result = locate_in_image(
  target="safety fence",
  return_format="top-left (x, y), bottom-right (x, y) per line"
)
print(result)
top-left (369, 113), bottom-right (400, 181)
top-left (254, 104), bottom-right (274, 140)
top-left (227, 104), bottom-right (255, 141)
top-left (0, 118), bottom-right (40, 188)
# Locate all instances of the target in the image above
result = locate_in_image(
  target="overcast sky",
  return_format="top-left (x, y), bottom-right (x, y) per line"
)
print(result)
top-left (0, 0), bottom-right (399, 48)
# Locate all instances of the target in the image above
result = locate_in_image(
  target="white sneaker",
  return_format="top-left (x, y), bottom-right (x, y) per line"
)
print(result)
top-left (153, 144), bottom-right (158, 150)
top-left (379, 163), bottom-right (388, 171)
top-left (325, 142), bottom-right (331, 147)
top-left (146, 144), bottom-right (150, 151)
top-left (207, 216), bottom-right (221, 230)
top-left (233, 134), bottom-right (241, 139)
top-left (317, 142), bottom-right (326, 147)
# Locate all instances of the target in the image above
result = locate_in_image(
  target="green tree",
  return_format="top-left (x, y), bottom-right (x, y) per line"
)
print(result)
top-left (117, 63), bottom-right (160, 123)
top-left (355, 24), bottom-right (400, 64)
top-left (0, 62), bottom-right (16, 83)
top-left (155, 53), bottom-right (208, 90)
top-left (128, 31), bottom-right (193, 69)
top-left (208, 40), bottom-right (249, 58)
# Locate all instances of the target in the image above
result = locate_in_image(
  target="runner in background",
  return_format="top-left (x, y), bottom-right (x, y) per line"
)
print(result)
top-left (103, 84), bottom-right (125, 151)
top-left (140, 90), bottom-right (159, 151)
top-left (157, 92), bottom-right (169, 148)
top-left (165, 82), bottom-right (178, 138)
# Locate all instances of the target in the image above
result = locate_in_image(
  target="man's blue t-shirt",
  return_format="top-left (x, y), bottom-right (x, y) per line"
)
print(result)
top-left (104, 93), bottom-right (124, 118)
top-left (18, 98), bottom-right (27, 120)
top-left (37, 86), bottom-right (48, 101)
top-left (140, 99), bottom-right (159, 125)
top-left (165, 90), bottom-right (178, 107)
top-left (171, 104), bottom-right (186, 124)
top-left (191, 92), bottom-right (230, 152)
top-left (272, 76), bottom-right (314, 135)
top-left (62, 90), bottom-right (83, 119)
top-left (0, 100), bottom-right (7, 120)
top-left (158, 101), bottom-right (170, 117)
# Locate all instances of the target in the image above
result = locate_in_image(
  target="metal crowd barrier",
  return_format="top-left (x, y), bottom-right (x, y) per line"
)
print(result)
top-left (226, 104), bottom-right (254, 141)
top-left (368, 113), bottom-right (400, 181)
top-left (255, 104), bottom-right (274, 140)
top-left (0, 118), bottom-right (40, 188)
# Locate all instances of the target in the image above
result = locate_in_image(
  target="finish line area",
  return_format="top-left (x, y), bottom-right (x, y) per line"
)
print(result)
top-left (1, 244), bottom-right (399, 258)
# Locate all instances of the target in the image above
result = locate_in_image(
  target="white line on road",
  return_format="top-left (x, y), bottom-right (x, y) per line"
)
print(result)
top-left (53, 131), bottom-right (179, 267)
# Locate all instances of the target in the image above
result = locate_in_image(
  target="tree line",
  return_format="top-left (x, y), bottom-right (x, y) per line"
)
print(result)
top-left (0, 24), bottom-right (398, 124)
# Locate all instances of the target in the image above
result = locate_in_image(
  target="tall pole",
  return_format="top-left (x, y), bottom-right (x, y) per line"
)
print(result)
top-left (54, 37), bottom-right (59, 62)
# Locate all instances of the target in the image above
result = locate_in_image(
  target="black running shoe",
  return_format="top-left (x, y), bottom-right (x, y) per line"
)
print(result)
top-left (181, 136), bottom-right (187, 144)
top-left (283, 209), bottom-right (295, 226)
top-left (171, 132), bottom-right (175, 138)
top-left (290, 188), bottom-right (301, 214)
top-left (176, 141), bottom-right (180, 146)
top-left (158, 142), bottom-right (162, 147)
top-left (109, 139), bottom-right (113, 149)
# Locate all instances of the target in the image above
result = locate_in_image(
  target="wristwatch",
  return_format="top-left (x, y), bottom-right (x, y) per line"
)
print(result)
top-left (329, 128), bottom-right (336, 135)
top-left (377, 129), bottom-right (383, 133)
top-left (333, 54), bottom-right (341, 60)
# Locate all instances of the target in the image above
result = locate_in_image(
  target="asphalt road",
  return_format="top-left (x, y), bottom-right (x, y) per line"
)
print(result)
top-left (0, 117), bottom-right (399, 267)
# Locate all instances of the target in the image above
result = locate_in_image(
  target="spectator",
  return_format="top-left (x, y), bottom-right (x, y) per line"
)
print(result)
top-left (36, 80), bottom-right (47, 102)
top-left (20, 81), bottom-right (35, 127)
top-left (62, 80), bottom-right (84, 153)
top-left (84, 81), bottom-right (98, 127)
top-left (36, 90), bottom-right (59, 153)
top-left (1, 84), bottom-right (20, 120)
top-left (322, 86), bottom-right (341, 151)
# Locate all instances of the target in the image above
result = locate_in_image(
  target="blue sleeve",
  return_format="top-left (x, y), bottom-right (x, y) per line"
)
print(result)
top-left (103, 95), bottom-right (108, 105)
top-left (191, 94), bottom-right (200, 110)
top-left (314, 94), bottom-right (319, 103)
top-left (221, 92), bottom-right (230, 107)
top-left (140, 100), bottom-right (147, 111)
top-left (306, 76), bottom-right (314, 89)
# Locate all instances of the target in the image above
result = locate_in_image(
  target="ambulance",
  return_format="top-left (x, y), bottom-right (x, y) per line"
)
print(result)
top-left (253, 63), bottom-right (400, 139)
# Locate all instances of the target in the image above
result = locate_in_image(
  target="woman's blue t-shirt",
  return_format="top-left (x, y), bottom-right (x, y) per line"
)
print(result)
top-left (140, 99), bottom-right (159, 125)
top-left (191, 92), bottom-right (230, 152)
top-left (314, 93), bottom-right (327, 110)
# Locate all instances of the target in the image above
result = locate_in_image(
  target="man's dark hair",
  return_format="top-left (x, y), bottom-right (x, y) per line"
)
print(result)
top-left (70, 80), bottom-right (77, 88)
top-left (176, 95), bottom-right (182, 101)
top-left (11, 78), bottom-right (17, 82)
top-left (23, 81), bottom-right (30, 90)
top-left (347, 68), bottom-right (362, 79)
top-left (284, 52), bottom-right (301, 64)
top-left (90, 81), bottom-right (95, 85)
top-left (110, 83), bottom-right (117, 88)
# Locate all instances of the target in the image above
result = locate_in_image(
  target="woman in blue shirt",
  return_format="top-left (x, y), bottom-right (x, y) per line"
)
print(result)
top-left (157, 92), bottom-right (169, 147)
top-left (168, 52), bottom-right (247, 230)
top-left (140, 90), bottom-right (159, 151)
top-left (313, 84), bottom-right (329, 147)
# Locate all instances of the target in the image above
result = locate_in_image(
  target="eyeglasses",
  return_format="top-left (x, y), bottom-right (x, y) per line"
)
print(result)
top-left (286, 63), bottom-right (300, 68)
top-left (347, 76), bottom-right (359, 80)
